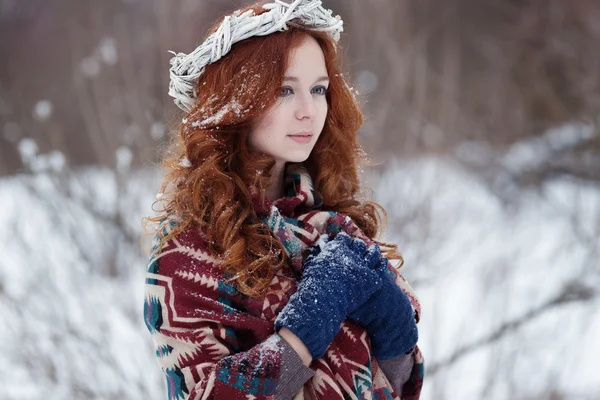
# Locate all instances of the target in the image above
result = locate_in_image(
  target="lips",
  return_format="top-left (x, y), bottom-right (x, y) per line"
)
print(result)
top-left (287, 133), bottom-right (313, 144)
top-left (288, 131), bottom-right (313, 137)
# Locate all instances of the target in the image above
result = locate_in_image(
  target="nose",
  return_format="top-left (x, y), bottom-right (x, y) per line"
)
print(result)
top-left (294, 92), bottom-right (317, 121)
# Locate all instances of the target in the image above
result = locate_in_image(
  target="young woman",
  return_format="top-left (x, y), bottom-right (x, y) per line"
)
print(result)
top-left (144, 1), bottom-right (424, 399)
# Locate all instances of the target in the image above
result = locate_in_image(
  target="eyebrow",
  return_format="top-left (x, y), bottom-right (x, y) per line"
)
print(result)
top-left (283, 76), bottom-right (329, 84)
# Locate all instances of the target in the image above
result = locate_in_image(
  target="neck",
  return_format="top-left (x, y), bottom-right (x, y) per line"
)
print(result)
top-left (265, 160), bottom-right (287, 202)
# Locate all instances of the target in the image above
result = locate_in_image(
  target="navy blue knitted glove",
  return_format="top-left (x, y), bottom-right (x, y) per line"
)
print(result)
top-left (274, 232), bottom-right (385, 359)
top-left (348, 256), bottom-right (418, 360)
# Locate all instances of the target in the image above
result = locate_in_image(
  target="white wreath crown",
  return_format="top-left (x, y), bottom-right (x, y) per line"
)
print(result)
top-left (167, 0), bottom-right (344, 113)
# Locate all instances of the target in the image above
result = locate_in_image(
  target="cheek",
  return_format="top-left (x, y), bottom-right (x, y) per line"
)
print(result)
top-left (317, 101), bottom-right (328, 126)
top-left (249, 112), bottom-right (285, 151)
top-left (249, 127), bottom-right (270, 152)
top-left (253, 103), bottom-right (289, 134)
top-left (250, 112), bottom-right (272, 140)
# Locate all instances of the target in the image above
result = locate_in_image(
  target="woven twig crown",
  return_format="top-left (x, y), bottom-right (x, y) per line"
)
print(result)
top-left (168, 0), bottom-right (343, 112)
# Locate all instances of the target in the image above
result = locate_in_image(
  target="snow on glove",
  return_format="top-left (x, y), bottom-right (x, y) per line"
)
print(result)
top-left (348, 255), bottom-right (418, 360)
top-left (274, 231), bottom-right (385, 360)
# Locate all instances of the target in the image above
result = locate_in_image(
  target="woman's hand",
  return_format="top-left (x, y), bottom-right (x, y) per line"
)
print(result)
top-left (348, 256), bottom-right (418, 360)
top-left (274, 232), bottom-right (385, 359)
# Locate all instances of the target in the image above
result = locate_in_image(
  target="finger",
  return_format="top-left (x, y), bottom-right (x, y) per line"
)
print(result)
top-left (376, 257), bottom-right (390, 273)
top-left (364, 243), bottom-right (383, 268)
top-left (350, 238), bottom-right (367, 255)
top-left (333, 231), bottom-right (352, 247)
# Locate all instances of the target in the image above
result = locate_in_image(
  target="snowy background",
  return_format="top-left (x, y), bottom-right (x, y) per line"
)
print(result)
top-left (2, 0), bottom-right (600, 399)
top-left (2, 123), bottom-right (598, 399)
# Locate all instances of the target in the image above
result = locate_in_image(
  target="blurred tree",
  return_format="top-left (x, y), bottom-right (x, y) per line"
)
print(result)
top-left (1, 0), bottom-right (599, 180)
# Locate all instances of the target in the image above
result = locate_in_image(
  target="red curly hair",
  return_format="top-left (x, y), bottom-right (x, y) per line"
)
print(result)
top-left (145, 2), bottom-right (403, 299)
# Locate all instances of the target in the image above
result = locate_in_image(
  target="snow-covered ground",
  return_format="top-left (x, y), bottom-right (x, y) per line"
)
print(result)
top-left (374, 157), bottom-right (600, 399)
top-left (1, 151), bottom-right (598, 399)
top-left (0, 168), bottom-right (165, 399)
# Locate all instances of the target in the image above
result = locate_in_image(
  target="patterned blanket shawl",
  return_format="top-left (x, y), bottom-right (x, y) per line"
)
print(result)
top-left (144, 162), bottom-right (424, 399)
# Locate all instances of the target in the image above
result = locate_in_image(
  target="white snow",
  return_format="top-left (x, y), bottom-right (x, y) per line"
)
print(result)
top-left (18, 137), bottom-right (39, 160)
top-left (500, 122), bottom-right (596, 174)
top-left (1, 130), bottom-right (598, 398)
top-left (368, 156), bottom-right (600, 399)
top-left (17, 138), bottom-right (66, 172)
top-left (0, 167), bottom-right (165, 399)
top-left (192, 99), bottom-right (245, 128)
top-left (33, 100), bottom-right (53, 121)
top-left (99, 37), bottom-right (118, 66)
top-left (180, 156), bottom-right (191, 168)
top-left (116, 145), bottom-right (133, 172)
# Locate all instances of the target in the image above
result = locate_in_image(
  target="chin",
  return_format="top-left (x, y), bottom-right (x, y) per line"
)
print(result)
top-left (284, 153), bottom-right (312, 163)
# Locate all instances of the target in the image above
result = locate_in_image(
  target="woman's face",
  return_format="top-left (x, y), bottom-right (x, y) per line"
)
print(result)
top-left (248, 35), bottom-right (329, 163)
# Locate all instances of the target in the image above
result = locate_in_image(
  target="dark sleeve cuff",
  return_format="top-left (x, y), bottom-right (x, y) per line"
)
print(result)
top-left (378, 351), bottom-right (415, 395)
top-left (275, 333), bottom-right (315, 399)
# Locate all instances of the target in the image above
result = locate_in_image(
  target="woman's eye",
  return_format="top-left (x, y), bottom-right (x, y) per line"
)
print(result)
top-left (312, 85), bottom-right (328, 95)
top-left (280, 87), bottom-right (293, 97)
